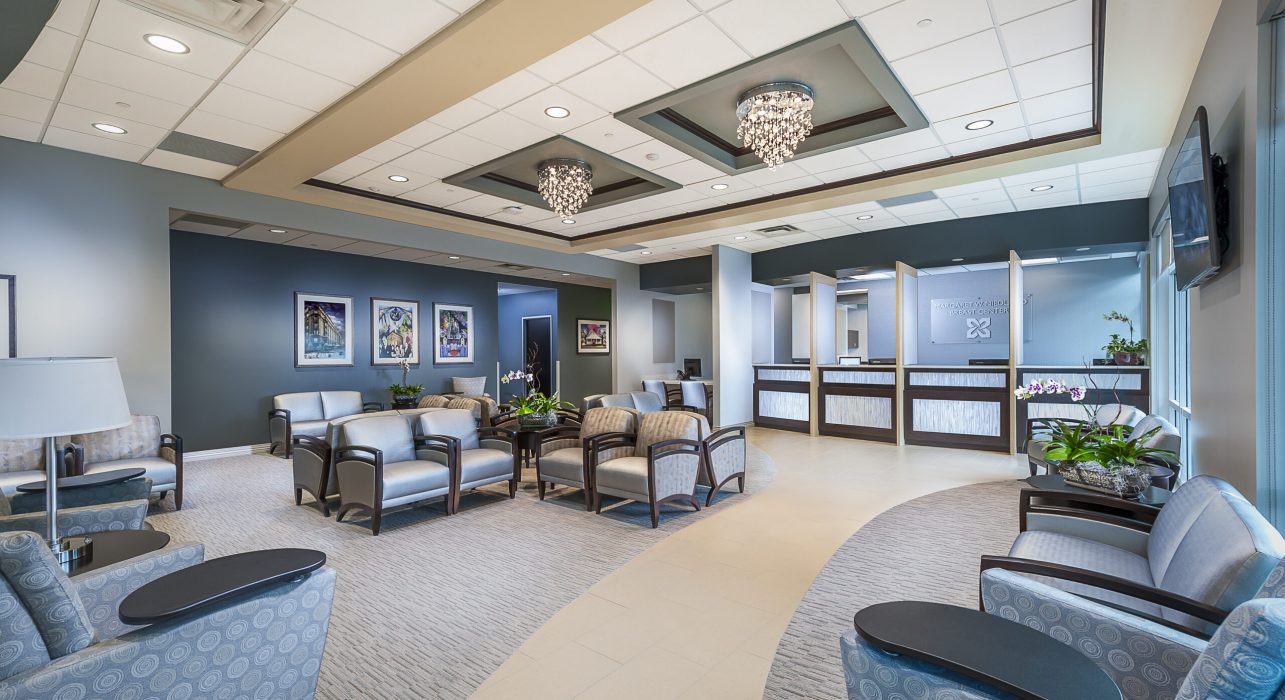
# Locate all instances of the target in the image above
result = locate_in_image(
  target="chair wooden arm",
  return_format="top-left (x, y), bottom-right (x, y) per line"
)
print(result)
top-left (62, 442), bottom-right (83, 477)
top-left (1019, 487), bottom-right (1158, 532)
top-left (662, 405), bottom-right (700, 413)
top-left (706, 426), bottom-right (746, 449)
top-left (585, 432), bottom-right (636, 466)
top-left (477, 426), bottom-right (517, 442)
top-left (268, 408), bottom-right (291, 422)
top-left (647, 439), bottom-right (704, 461)
top-left (979, 555), bottom-right (1228, 632)
top-left (334, 444), bottom-right (381, 465)
top-left (537, 425), bottom-right (581, 445)
top-left (362, 402), bottom-right (384, 412)
top-left (291, 434), bottom-right (331, 460)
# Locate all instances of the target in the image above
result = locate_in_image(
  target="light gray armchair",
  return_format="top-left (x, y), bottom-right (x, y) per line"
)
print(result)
top-left (0, 530), bottom-right (336, 700)
top-left (333, 415), bottom-right (453, 535)
top-left (66, 415), bottom-right (183, 510)
top-left (534, 406), bottom-right (639, 510)
top-left (268, 390), bottom-right (382, 458)
top-left (417, 409), bottom-right (519, 512)
top-left (590, 410), bottom-right (706, 528)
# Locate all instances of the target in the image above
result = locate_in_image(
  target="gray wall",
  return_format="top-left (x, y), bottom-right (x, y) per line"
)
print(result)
top-left (675, 293), bottom-right (712, 376)
top-left (497, 289), bottom-right (558, 403)
top-left (864, 279), bottom-right (898, 359)
top-left (772, 288), bottom-right (792, 363)
top-left (1147, 0), bottom-right (1260, 500)
top-left (171, 232), bottom-right (610, 450)
top-left (1023, 257), bottom-right (1144, 365)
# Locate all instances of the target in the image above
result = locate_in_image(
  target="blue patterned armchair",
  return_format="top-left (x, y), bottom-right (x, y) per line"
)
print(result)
top-left (0, 531), bottom-right (336, 699)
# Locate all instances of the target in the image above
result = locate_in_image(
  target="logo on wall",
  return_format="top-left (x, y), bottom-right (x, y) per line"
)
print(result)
top-left (965, 317), bottom-right (992, 340)
top-left (929, 295), bottom-right (1030, 345)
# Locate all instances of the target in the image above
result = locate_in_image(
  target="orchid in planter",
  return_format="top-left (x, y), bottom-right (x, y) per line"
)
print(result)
top-left (388, 357), bottom-right (424, 404)
top-left (500, 369), bottom-right (572, 427)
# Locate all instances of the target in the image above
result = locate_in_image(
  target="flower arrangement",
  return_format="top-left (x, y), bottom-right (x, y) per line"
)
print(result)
top-left (389, 357), bottom-right (424, 400)
top-left (1102, 310), bottom-right (1149, 365)
top-left (500, 368), bottom-right (572, 425)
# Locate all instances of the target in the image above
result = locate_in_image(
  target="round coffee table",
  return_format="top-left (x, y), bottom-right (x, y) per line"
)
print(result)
top-left (16, 467), bottom-right (146, 493)
top-left (64, 529), bottom-right (171, 577)
top-left (854, 601), bottom-right (1120, 700)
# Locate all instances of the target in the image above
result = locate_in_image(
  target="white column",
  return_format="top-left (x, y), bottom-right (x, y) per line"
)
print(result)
top-left (713, 245), bottom-right (754, 427)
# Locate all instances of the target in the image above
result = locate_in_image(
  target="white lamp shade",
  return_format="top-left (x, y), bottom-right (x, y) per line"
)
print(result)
top-left (0, 357), bottom-right (131, 438)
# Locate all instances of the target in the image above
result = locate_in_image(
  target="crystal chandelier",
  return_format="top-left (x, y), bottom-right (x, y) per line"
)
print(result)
top-left (537, 158), bottom-right (593, 218)
top-left (735, 82), bottom-right (815, 169)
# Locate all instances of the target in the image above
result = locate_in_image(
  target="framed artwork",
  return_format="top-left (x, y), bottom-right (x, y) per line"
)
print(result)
top-left (0, 275), bottom-right (13, 358)
top-left (433, 302), bottom-right (473, 365)
top-left (295, 292), bottom-right (353, 367)
top-left (577, 319), bottom-right (610, 354)
top-left (371, 298), bottom-right (419, 365)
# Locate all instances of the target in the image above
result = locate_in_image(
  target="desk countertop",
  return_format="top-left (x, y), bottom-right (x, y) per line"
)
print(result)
top-left (904, 365), bottom-right (1010, 370)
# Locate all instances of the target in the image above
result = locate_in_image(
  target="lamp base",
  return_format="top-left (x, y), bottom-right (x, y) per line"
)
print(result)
top-left (51, 535), bottom-right (92, 565)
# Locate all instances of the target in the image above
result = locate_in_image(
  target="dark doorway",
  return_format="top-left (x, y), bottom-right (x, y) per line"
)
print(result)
top-left (523, 315), bottom-right (553, 394)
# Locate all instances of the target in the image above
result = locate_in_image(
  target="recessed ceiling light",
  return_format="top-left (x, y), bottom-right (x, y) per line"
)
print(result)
top-left (710, 183), bottom-right (729, 190)
top-left (952, 258), bottom-right (964, 262)
top-left (916, 18), bottom-right (933, 27)
top-left (114, 101), bottom-right (131, 109)
top-left (696, 287), bottom-right (704, 291)
top-left (1076, 247), bottom-right (1091, 251)
top-left (645, 153), bottom-right (661, 161)
top-left (144, 34), bottom-right (189, 54)
top-left (448, 255), bottom-right (461, 260)
top-left (640, 251), bottom-right (653, 255)
top-left (561, 218), bottom-right (576, 224)
top-left (964, 119), bottom-right (993, 131)
top-left (387, 174), bottom-right (409, 183)
top-left (855, 214), bottom-right (874, 220)
top-left (269, 228), bottom-right (287, 234)
top-left (561, 272), bottom-right (571, 276)
top-left (1030, 185), bottom-right (1054, 192)
top-left (734, 235), bottom-right (747, 240)
top-left (544, 106), bottom-right (571, 118)
top-left (92, 122), bottom-right (127, 134)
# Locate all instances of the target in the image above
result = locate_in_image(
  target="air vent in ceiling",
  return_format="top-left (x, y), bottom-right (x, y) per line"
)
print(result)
top-left (127, 0), bottom-right (285, 43)
top-left (612, 244), bottom-right (645, 252)
top-left (756, 225), bottom-right (802, 236)
top-left (498, 263), bottom-right (533, 271)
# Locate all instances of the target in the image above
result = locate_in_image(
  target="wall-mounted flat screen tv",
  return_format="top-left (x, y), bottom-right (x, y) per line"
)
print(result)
top-left (1167, 106), bottom-right (1227, 291)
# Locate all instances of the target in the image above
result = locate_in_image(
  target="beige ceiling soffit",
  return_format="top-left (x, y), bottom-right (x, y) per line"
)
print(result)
top-left (224, 0), bottom-right (650, 196)
top-left (569, 132), bottom-right (1101, 249)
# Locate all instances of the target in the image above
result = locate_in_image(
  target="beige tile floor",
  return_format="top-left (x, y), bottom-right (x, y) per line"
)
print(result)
top-left (470, 428), bottom-right (1028, 700)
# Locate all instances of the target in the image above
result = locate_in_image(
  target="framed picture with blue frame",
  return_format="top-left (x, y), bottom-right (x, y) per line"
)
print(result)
top-left (433, 302), bottom-right (473, 365)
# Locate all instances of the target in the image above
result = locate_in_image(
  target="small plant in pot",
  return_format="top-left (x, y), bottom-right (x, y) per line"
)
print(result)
top-left (388, 357), bottom-right (424, 405)
top-left (1103, 311), bottom-right (1149, 366)
top-left (500, 369), bottom-right (573, 428)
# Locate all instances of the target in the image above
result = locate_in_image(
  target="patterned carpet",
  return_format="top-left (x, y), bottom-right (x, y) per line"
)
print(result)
top-left (763, 479), bottom-right (1023, 700)
top-left (145, 447), bottom-right (776, 699)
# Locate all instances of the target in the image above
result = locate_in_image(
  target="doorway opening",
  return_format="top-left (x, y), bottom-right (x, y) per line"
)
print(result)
top-left (497, 282), bottom-right (558, 403)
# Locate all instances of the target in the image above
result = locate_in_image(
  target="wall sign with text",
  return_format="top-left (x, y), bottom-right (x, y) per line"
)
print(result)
top-left (929, 295), bottom-right (1032, 344)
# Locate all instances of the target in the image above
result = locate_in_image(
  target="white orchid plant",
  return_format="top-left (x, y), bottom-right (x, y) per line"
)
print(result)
top-left (500, 369), bottom-right (571, 416)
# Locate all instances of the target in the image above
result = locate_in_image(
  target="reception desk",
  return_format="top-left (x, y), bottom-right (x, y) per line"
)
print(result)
top-left (752, 364), bottom-right (811, 433)
top-left (902, 366), bottom-right (1012, 453)
top-left (817, 365), bottom-right (897, 443)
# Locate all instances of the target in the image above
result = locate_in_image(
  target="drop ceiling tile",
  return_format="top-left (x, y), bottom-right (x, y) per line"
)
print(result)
top-left (838, 0), bottom-right (902, 16)
top-left (853, 216), bottom-right (905, 232)
top-left (860, 0), bottom-right (994, 62)
top-left (709, 0), bottom-right (850, 56)
top-left (626, 16), bottom-right (749, 88)
top-left (934, 178), bottom-right (1003, 197)
top-left (506, 86), bottom-right (607, 133)
top-left (653, 158), bottom-right (726, 185)
top-left (991, 0), bottom-right (1071, 24)
top-left (0, 87), bottom-right (52, 123)
top-left (759, 174), bottom-right (825, 194)
top-left (943, 126), bottom-right (1028, 156)
top-left (399, 181), bottom-right (477, 207)
top-left (199, 83), bottom-right (316, 133)
top-left (1012, 45), bottom-right (1092, 99)
top-left (735, 161), bottom-right (807, 186)
top-left (459, 110), bottom-right (555, 151)
top-left (1077, 147), bottom-right (1163, 173)
top-left (563, 116), bottom-right (652, 154)
top-left (421, 131), bottom-right (507, 166)
top-left (23, 28), bottom-right (77, 72)
top-left (474, 70), bottom-right (550, 109)
top-left (428, 97), bottom-right (494, 130)
top-left (999, 0), bottom-right (1091, 65)
top-left (1076, 162), bottom-right (1158, 188)
top-left (610, 138), bottom-right (692, 172)
top-left (932, 103), bottom-right (1024, 143)
top-left (1021, 83), bottom-right (1092, 124)
top-left (342, 168), bottom-right (423, 195)
top-left (898, 209), bottom-right (958, 225)
top-left (886, 199), bottom-right (949, 217)
top-left (61, 76), bottom-right (188, 129)
top-left (529, 35), bottom-right (615, 83)
top-left (875, 145), bottom-right (949, 170)
top-left (358, 139), bottom-right (415, 163)
top-left (2, 61), bottom-right (64, 100)
top-left (0, 114), bottom-right (42, 142)
top-left (891, 30), bottom-right (1007, 95)
top-left (295, 0), bottom-right (457, 53)
top-left (1006, 175), bottom-right (1077, 198)
top-left (940, 187), bottom-right (1010, 208)
top-left (1027, 110), bottom-right (1092, 138)
top-left (257, 9), bottom-right (399, 86)
top-left (390, 118), bottom-right (451, 147)
top-left (224, 51), bottom-right (351, 112)
top-left (713, 186), bottom-right (773, 204)
top-left (1080, 187), bottom-right (1150, 204)
top-left (485, 206), bottom-right (557, 225)
top-left (74, 42), bottom-right (215, 104)
top-left (813, 226), bottom-right (857, 239)
top-left (594, 0), bottom-right (700, 51)
top-left (450, 192), bottom-right (522, 216)
top-left (333, 240), bottom-right (400, 257)
top-left (951, 199), bottom-right (1017, 217)
top-left (562, 55), bottom-right (671, 112)
top-left (814, 161), bottom-right (882, 182)
top-left (42, 125), bottom-right (148, 161)
top-left (142, 150), bottom-right (236, 179)
top-left (87, 0), bottom-right (245, 80)
top-left (50, 102), bottom-right (168, 147)
top-left (1079, 176), bottom-right (1155, 198)
top-left (859, 128), bottom-right (942, 159)
top-left (689, 175), bottom-right (757, 195)
top-left (437, 0), bottom-right (484, 11)
top-left (795, 144), bottom-right (870, 174)
top-left (1012, 188), bottom-right (1080, 210)
top-left (178, 110), bottom-right (283, 151)
top-left (324, 153), bottom-right (381, 180)
top-left (283, 232), bottom-right (353, 250)
top-left (912, 70), bottom-right (1017, 122)
top-left (46, 0), bottom-right (92, 34)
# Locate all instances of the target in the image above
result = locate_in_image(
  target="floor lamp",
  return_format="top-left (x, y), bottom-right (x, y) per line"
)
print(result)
top-left (0, 357), bottom-right (130, 563)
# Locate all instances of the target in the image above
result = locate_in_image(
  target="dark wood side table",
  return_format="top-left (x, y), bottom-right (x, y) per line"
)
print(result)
top-left (65, 530), bottom-right (171, 577)
top-left (854, 601), bottom-right (1121, 700)
top-left (17, 467), bottom-right (146, 492)
top-left (118, 549), bottom-right (325, 625)
top-left (1022, 475), bottom-right (1169, 531)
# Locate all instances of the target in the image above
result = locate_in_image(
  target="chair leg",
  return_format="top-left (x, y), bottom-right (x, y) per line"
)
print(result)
top-left (509, 479), bottom-right (517, 499)
top-left (737, 475), bottom-right (745, 493)
top-left (593, 490), bottom-right (602, 514)
top-left (1028, 459), bottom-right (1038, 477)
top-left (370, 509), bottom-right (381, 536)
top-left (650, 500), bottom-right (659, 529)
top-left (583, 487), bottom-right (593, 511)
top-left (319, 495), bottom-right (331, 517)
top-left (537, 480), bottom-right (546, 500)
top-left (705, 485), bottom-right (717, 507)
top-left (174, 483), bottom-right (183, 511)
top-left (294, 488), bottom-right (302, 506)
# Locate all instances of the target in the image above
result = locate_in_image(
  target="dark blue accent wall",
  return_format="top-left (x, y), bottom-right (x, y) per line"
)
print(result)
top-left (497, 290), bottom-right (558, 403)
top-left (170, 231), bottom-right (610, 450)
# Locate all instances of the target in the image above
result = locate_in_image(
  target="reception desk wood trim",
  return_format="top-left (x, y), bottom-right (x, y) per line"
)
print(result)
top-left (753, 364), bottom-right (811, 433)
top-left (902, 367), bottom-right (1011, 453)
top-left (1015, 366), bottom-right (1151, 452)
top-left (818, 365), bottom-right (897, 443)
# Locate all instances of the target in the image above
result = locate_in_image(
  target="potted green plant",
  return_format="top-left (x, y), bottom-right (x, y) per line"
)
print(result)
top-left (500, 369), bottom-right (573, 428)
top-left (1080, 424), bottom-right (1176, 497)
top-left (1102, 311), bottom-right (1149, 366)
top-left (388, 357), bottom-right (424, 406)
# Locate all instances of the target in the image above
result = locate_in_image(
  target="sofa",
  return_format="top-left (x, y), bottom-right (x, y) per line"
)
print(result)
top-left (0, 438), bottom-right (73, 497)
top-left (268, 390), bottom-right (382, 458)
top-left (66, 415), bottom-right (183, 510)
top-left (332, 415), bottom-right (455, 534)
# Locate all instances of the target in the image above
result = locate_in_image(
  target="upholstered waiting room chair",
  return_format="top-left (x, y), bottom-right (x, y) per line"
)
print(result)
top-left (701, 426), bottom-right (747, 506)
top-left (66, 415), bottom-right (183, 510)
top-left (268, 390), bottom-right (382, 458)
top-left (535, 406), bottom-right (639, 510)
top-left (0, 498), bottom-right (148, 537)
top-left (641, 380), bottom-right (682, 408)
top-left (590, 411), bottom-right (705, 528)
top-left (333, 415), bottom-right (453, 535)
top-left (679, 381), bottom-right (713, 419)
top-left (0, 438), bottom-right (75, 497)
top-left (417, 409), bottom-right (519, 512)
top-left (0, 530), bottom-right (336, 699)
